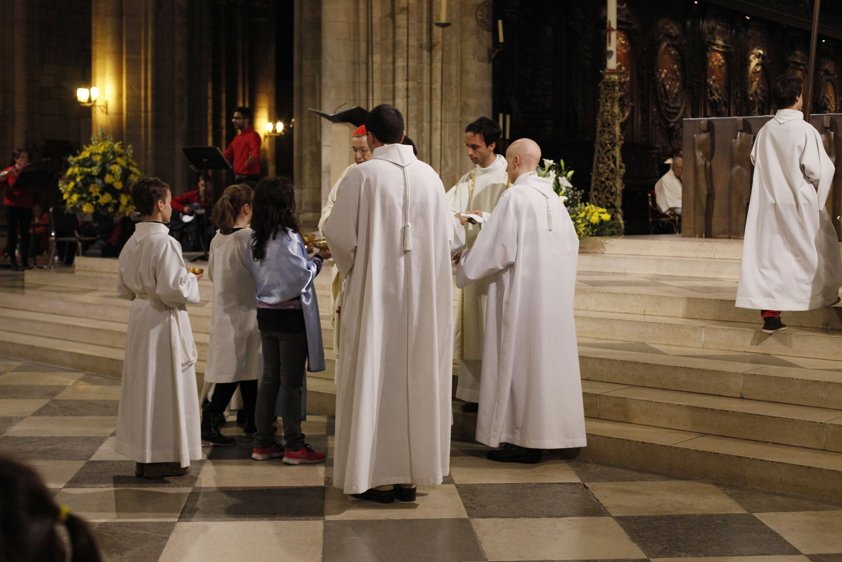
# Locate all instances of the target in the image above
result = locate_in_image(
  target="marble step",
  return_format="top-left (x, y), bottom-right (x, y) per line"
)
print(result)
top-left (576, 309), bottom-right (842, 361)
top-left (582, 380), bottom-right (842, 452)
top-left (581, 418), bottom-right (842, 502)
top-left (577, 253), bottom-right (741, 280)
top-left (578, 339), bottom-right (842, 411)
top-left (575, 286), bottom-right (842, 330)
top-left (579, 236), bottom-right (745, 260)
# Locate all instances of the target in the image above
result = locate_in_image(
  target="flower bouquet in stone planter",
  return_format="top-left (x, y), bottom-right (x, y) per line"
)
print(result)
top-left (59, 129), bottom-right (141, 216)
top-left (537, 158), bottom-right (621, 239)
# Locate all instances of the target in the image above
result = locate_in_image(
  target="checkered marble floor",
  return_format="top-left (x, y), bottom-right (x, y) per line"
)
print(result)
top-left (2, 357), bottom-right (842, 562)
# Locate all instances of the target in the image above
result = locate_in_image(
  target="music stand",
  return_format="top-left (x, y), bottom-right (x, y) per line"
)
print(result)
top-left (182, 146), bottom-right (232, 170)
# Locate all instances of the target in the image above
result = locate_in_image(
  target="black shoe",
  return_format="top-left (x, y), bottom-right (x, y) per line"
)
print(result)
top-left (394, 485), bottom-right (417, 502)
top-left (487, 443), bottom-right (543, 464)
top-left (242, 423), bottom-right (257, 434)
top-left (202, 409), bottom-right (236, 446)
top-left (762, 316), bottom-right (787, 334)
top-left (352, 487), bottom-right (395, 504)
top-left (460, 402), bottom-right (478, 413)
top-left (236, 410), bottom-right (247, 426)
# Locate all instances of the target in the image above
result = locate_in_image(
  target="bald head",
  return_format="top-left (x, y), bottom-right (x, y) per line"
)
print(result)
top-left (505, 138), bottom-right (542, 183)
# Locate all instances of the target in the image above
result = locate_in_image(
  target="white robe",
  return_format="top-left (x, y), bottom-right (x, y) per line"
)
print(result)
top-left (318, 163), bottom-right (356, 363)
top-left (455, 173), bottom-right (587, 450)
top-left (115, 222), bottom-right (203, 467)
top-left (737, 109), bottom-right (842, 310)
top-left (323, 144), bottom-right (454, 494)
top-left (205, 228), bottom-right (261, 383)
top-left (654, 168), bottom-right (682, 213)
top-left (446, 155), bottom-right (508, 403)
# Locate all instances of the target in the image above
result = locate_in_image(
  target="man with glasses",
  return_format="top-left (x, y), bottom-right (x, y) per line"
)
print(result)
top-left (224, 106), bottom-right (261, 183)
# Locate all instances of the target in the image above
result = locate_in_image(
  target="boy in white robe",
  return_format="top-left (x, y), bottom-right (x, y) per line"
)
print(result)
top-left (455, 138), bottom-right (587, 464)
top-left (736, 73), bottom-right (842, 333)
top-left (115, 177), bottom-right (203, 478)
top-left (654, 155), bottom-right (683, 215)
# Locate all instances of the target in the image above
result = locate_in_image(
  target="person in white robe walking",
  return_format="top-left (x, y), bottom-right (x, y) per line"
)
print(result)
top-left (447, 117), bottom-right (508, 413)
top-left (455, 138), bottom-right (587, 464)
top-left (115, 177), bottom-right (203, 479)
top-left (323, 104), bottom-right (459, 503)
top-left (736, 72), bottom-right (842, 333)
top-left (201, 183), bottom-right (260, 446)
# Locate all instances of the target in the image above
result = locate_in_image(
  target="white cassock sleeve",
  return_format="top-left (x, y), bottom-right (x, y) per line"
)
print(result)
top-left (156, 238), bottom-right (200, 307)
top-left (454, 192), bottom-right (517, 288)
top-left (323, 167), bottom-right (362, 277)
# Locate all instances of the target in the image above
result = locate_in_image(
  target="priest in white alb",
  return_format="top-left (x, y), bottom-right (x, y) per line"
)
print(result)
top-left (654, 153), bottom-right (683, 215)
top-left (455, 138), bottom-right (587, 464)
top-left (323, 104), bottom-right (460, 503)
top-left (446, 117), bottom-right (508, 412)
top-left (737, 72), bottom-right (842, 334)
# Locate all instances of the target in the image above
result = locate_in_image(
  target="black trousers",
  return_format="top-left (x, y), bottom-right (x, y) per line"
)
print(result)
top-left (5, 206), bottom-right (33, 266)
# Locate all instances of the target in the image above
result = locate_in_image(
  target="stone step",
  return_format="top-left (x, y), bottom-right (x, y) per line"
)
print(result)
top-left (582, 380), bottom-right (842, 452)
top-left (578, 339), bottom-right (842, 410)
top-left (577, 253), bottom-right (741, 280)
top-left (576, 309), bottom-right (842, 361)
top-left (575, 286), bottom-right (842, 330)
top-left (579, 236), bottom-right (745, 260)
top-left (581, 418), bottom-right (842, 502)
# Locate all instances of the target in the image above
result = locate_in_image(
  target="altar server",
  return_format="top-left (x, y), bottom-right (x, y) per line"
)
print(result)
top-left (115, 177), bottom-right (202, 478)
top-left (455, 138), bottom-right (587, 464)
top-left (736, 72), bottom-right (842, 333)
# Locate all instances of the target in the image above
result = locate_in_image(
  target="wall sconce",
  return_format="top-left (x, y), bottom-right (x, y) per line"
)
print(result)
top-left (76, 87), bottom-right (108, 114)
top-left (263, 121), bottom-right (287, 137)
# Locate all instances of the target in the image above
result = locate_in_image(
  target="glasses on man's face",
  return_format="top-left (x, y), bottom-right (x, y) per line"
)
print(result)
top-left (352, 148), bottom-right (370, 155)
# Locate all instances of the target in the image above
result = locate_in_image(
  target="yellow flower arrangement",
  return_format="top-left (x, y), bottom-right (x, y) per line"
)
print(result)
top-left (538, 158), bottom-right (617, 239)
top-left (59, 129), bottom-right (141, 216)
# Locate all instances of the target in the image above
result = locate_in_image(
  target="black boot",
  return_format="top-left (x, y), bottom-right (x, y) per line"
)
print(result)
top-left (202, 405), bottom-right (236, 446)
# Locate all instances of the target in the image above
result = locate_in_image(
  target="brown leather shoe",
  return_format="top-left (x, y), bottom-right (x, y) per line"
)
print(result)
top-left (143, 463), bottom-right (190, 479)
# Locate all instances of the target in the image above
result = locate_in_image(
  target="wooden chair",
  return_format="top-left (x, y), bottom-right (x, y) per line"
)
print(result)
top-left (647, 191), bottom-right (681, 234)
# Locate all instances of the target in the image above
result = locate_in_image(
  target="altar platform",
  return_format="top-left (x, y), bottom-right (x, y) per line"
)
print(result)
top-left (1, 235), bottom-right (842, 502)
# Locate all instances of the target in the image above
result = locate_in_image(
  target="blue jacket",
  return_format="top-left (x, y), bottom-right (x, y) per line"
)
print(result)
top-left (249, 228), bottom-right (325, 372)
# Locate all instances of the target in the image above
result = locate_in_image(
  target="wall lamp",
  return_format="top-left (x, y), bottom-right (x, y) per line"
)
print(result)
top-left (76, 87), bottom-right (108, 114)
top-left (263, 120), bottom-right (287, 137)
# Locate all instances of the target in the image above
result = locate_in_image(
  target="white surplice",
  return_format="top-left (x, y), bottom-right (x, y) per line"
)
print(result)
top-left (737, 109), bottom-right (842, 310)
top-left (654, 168), bottom-right (682, 213)
top-left (115, 222), bottom-right (203, 467)
top-left (205, 227), bottom-right (261, 383)
top-left (323, 143), bottom-right (455, 494)
top-left (446, 154), bottom-right (508, 403)
top-left (455, 173), bottom-right (587, 450)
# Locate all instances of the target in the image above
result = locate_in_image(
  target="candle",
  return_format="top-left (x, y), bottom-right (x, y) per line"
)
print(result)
top-left (606, 0), bottom-right (617, 70)
top-left (505, 114), bottom-right (511, 140)
top-left (498, 113), bottom-right (504, 133)
top-left (497, 19), bottom-right (504, 43)
top-left (438, 0), bottom-right (447, 23)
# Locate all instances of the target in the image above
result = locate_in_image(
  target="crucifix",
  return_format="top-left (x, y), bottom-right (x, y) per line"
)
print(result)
top-left (606, 0), bottom-right (618, 70)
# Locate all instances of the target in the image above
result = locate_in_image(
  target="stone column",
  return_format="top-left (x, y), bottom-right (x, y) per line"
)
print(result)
top-left (91, 0), bottom-right (124, 140)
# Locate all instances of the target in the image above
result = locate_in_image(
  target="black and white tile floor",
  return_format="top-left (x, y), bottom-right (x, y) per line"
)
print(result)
top-left (2, 356), bottom-right (842, 562)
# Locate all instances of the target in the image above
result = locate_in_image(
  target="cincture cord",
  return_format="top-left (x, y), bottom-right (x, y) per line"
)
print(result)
top-left (401, 164), bottom-right (414, 251)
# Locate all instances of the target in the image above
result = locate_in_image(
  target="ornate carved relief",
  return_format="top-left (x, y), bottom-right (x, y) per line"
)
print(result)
top-left (655, 20), bottom-right (686, 127)
top-left (786, 49), bottom-right (808, 81)
top-left (817, 60), bottom-right (838, 114)
top-left (746, 27), bottom-right (769, 115)
top-left (703, 18), bottom-right (731, 117)
top-left (616, 30), bottom-right (632, 123)
top-left (730, 120), bottom-right (753, 235)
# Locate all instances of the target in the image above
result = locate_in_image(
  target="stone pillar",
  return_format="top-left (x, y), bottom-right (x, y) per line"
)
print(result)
top-left (296, 0), bottom-right (493, 229)
top-left (91, 0), bottom-right (124, 140)
top-left (294, 0), bottom-right (323, 228)
top-left (0, 0), bottom-right (29, 150)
